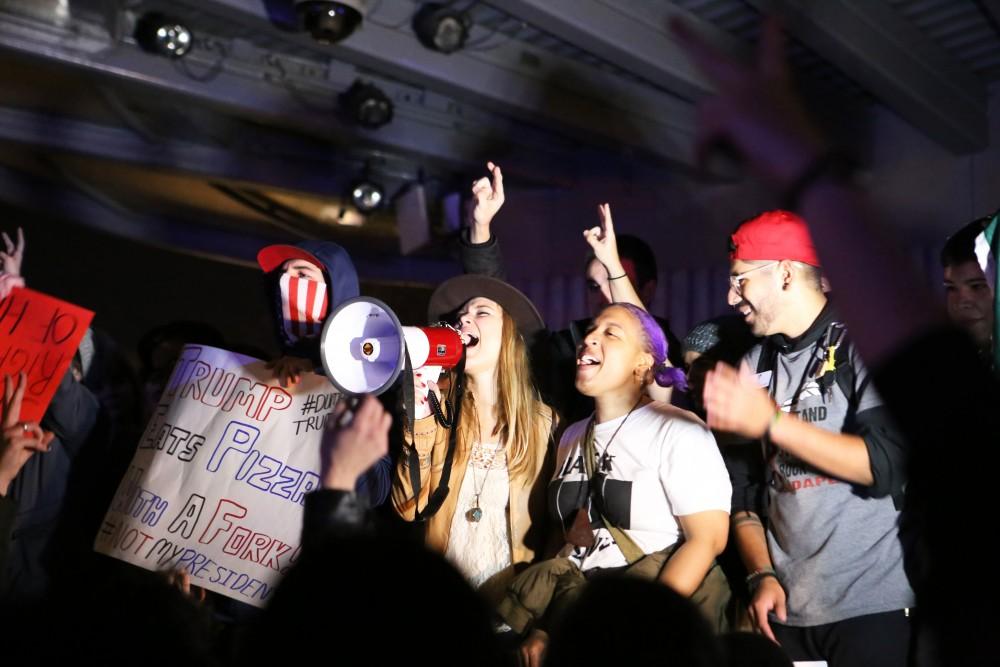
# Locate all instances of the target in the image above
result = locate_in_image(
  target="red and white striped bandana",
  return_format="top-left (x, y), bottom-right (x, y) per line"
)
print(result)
top-left (279, 272), bottom-right (329, 343)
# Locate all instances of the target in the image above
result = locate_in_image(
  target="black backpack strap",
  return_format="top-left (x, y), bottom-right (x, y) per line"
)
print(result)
top-left (818, 322), bottom-right (854, 405)
top-left (752, 339), bottom-right (778, 507)
top-left (755, 338), bottom-right (777, 379)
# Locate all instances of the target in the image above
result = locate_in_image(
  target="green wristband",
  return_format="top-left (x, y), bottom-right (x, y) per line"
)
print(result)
top-left (765, 409), bottom-right (782, 437)
top-left (746, 568), bottom-right (780, 595)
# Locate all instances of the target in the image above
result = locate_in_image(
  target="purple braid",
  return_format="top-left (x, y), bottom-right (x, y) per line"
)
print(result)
top-left (611, 303), bottom-right (688, 391)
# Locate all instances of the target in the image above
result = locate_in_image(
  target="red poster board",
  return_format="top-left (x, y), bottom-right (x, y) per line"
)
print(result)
top-left (0, 287), bottom-right (94, 423)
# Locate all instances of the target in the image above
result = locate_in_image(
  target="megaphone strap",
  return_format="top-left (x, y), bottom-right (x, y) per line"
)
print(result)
top-left (404, 345), bottom-right (466, 522)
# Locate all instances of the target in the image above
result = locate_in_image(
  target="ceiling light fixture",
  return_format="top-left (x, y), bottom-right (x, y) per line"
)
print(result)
top-left (349, 178), bottom-right (385, 213)
top-left (340, 80), bottom-right (394, 129)
top-left (412, 3), bottom-right (471, 54)
top-left (134, 13), bottom-right (193, 59)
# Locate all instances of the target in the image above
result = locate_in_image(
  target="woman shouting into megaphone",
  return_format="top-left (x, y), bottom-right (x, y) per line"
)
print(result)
top-left (392, 275), bottom-right (559, 605)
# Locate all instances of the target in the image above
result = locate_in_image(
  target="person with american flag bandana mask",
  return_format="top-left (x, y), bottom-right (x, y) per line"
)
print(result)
top-left (257, 240), bottom-right (391, 507)
top-left (257, 241), bottom-right (359, 385)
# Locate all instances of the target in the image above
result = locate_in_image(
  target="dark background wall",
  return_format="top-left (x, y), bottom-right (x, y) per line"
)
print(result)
top-left (6, 204), bottom-right (435, 366)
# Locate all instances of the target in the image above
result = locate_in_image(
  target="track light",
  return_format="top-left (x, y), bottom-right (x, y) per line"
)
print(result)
top-left (340, 80), bottom-right (393, 129)
top-left (134, 13), bottom-right (193, 59)
top-left (350, 179), bottom-right (384, 213)
top-left (413, 3), bottom-right (470, 54)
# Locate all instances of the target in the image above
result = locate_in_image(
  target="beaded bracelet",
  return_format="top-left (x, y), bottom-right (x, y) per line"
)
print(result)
top-left (745, 568), bottom-right (780, 595)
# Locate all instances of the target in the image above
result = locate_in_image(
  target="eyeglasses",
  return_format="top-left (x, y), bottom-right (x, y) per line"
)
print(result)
top-left (729, 262), bottom-right (779, 295)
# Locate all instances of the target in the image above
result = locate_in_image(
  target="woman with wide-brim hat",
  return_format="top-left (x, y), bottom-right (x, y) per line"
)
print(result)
top-left (391, 274), bottom-right (558, 605)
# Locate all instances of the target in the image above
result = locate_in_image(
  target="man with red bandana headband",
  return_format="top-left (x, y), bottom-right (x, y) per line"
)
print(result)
top-left (257, 240), bottom-right (390, 507)
top-left (701, 210), bottom-right (912, 667)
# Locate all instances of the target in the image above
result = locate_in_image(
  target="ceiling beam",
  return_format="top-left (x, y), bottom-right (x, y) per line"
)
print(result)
top-left (496, 0), bottom-right (746, 101)
top-left (184, 0), bottom-right (704, 169)
top-left (977, 0), bottom-right (1000, 35)
top-left (0, 6), bottom-right (577, 188)
top-left (0, 162), bottom-right (460, 281)
top-left (747, 0), bottom-right (988, 153)
top-left (0, 106), bottom-right (352, 197)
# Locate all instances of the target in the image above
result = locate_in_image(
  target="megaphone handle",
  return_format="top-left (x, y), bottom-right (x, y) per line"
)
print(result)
top-left (336, 395), bottom-right (362, 428)
top-left (428, 390), bottom-right (453, 429)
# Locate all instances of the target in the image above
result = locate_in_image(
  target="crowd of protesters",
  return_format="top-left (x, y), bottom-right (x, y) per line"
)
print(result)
top-left (1, 17), bottom-right (995, 667)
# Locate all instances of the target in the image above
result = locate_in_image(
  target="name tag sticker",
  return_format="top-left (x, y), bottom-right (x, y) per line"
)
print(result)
top-left (755, 371), bottom-right (772, 387)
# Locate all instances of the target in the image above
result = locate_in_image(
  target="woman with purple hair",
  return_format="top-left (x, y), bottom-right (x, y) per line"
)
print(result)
top-left (581, 203), bottom-right (683, 406)
top-left (499, 298), bottom-right (734, 666)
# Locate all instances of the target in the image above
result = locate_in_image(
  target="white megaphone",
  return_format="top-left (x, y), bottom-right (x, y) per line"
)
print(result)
top-left (319, 296), bottom-right (464, 396)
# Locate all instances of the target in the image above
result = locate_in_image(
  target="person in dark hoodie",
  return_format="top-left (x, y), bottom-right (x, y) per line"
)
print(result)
top-left (256, 240), bottom-right (391, 507)
top-left (0, 228), bottom-right (101, 601)
top-left (1, 374), bottom-right (55, 580)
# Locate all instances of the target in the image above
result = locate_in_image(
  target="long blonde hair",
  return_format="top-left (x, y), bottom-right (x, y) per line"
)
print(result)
top-left (455, 309), bottom-right (550, 477)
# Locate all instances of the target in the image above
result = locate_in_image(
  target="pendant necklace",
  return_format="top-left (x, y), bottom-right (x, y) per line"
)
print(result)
top-left (465, 442), bottom-right (502, 522)
top-left (466, 400), bottom-right (503, 523)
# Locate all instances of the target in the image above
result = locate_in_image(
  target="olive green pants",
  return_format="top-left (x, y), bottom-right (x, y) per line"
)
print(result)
top-left (497, 546), bottom-right (731, 634)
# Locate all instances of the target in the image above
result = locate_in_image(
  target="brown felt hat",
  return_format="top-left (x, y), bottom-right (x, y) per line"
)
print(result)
top-left (427, 275), bottom-right (544, 338)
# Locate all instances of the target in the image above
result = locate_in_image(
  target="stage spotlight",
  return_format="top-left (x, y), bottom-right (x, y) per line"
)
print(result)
top-left (350, 180), bottom-right (384, 213)
top-left (134, 13), bottom-right (193, 59)
top-left (413, 3), bottom-right (470, 54)
top-left (340, 80), bottom-right (393, 129)
top-left (294, 0), bottom-right (366, 44)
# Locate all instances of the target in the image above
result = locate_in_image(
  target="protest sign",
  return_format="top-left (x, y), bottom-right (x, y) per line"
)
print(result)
top-left (95, 345), bottom-right (339, 607)
top-left (0, 287), bottom-right (94, 422)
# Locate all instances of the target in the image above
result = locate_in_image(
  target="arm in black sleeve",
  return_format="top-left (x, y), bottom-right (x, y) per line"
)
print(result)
top-left (721, 440), bottom-right (767, 519)
top-left (355, 454), bottom-right (392, 507)
top-left (851, 406), bottom-right (907, 500)
top-left (841, 343), bottom-right (908, 500)
top-left (0, 494), bottom-right (16, 579)
top-left (301, 489), bottom-right (373, 550)
top-left (40, 373), bottom-right (99, 458)
top-left (458, 228), bottom-right (507, 279)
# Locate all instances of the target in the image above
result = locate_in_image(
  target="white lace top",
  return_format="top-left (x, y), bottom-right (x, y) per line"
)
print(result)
top-left (444, 441), bottom-right (512, 590)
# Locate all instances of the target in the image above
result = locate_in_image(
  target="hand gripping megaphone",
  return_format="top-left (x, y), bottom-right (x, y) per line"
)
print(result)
top-left (319, 296), bottom-right (464, 396)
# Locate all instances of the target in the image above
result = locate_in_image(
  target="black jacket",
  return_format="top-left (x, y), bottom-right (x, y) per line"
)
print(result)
top-left (457, 229), bottom-right (684, 424)
top-left (3, 373), bottom-right (99, 599)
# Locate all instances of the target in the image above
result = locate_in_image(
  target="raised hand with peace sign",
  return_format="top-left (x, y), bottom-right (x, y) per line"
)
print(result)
top-left (0, 227), bottom-right (25, 301)
top-left (1, 227), bottom-right (24, 278)
top-left (1, 373), bottom-right (54, 496)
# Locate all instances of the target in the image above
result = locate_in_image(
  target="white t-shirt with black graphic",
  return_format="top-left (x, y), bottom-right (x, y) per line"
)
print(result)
top-left (549, 402), bottom-right (732, 572)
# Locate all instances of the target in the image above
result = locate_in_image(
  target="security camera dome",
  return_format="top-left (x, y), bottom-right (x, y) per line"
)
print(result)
top-left (293, 0), bottom-right (366, 44)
